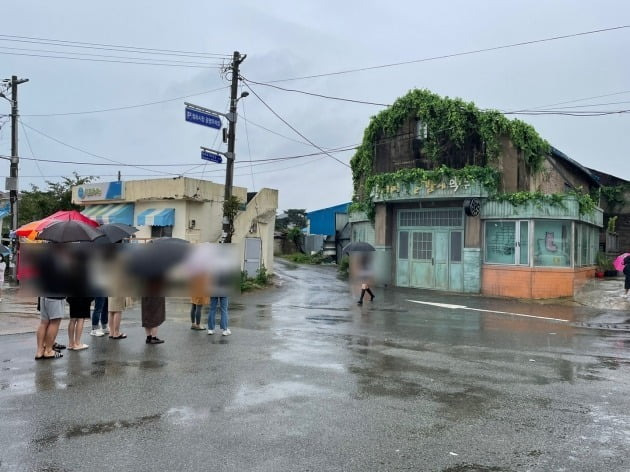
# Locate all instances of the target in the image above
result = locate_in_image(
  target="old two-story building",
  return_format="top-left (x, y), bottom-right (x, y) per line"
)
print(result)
top-left (72, 177), bottom-right (278, 275)
top-left (350, 89), bottom-right (603, 299)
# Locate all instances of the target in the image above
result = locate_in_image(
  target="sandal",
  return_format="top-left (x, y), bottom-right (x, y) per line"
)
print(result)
top-left (73, 344), bottom-right (89, 350)
top-left (109, 334), bottom-right (127, 339)
top-left (52, 342), bottom-right (66, 351)
top-left (43, 351), bottom-right (63, 359)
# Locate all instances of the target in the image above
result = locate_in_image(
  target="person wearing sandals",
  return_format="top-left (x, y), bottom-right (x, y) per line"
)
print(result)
top-left (107, 296), bottom-right (127, 339)
top-left (190, 273), bottom-right (208, 330)
top-left (142, 278), bottom-right (166, 344)
top-left (35, 296), bottom-right (66, 360)
top-left (66, 296), bottom-right (93, 350)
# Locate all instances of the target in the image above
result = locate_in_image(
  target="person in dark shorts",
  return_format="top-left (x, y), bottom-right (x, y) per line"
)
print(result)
top-left (67, 297), bottom-right (94, 350)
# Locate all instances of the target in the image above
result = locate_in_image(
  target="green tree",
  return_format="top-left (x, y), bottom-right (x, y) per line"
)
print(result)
top-left (275, 209), bottom-right (307, 231)
top-left (18, 172), bottom-right (95, 226)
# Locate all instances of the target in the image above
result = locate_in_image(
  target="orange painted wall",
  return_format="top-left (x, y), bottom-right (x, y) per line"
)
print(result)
top-left (482, 265), bottom-right (595, 299)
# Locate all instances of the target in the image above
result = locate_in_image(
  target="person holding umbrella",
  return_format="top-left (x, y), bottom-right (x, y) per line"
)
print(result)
top-left (343, 242), bottom-right (376, 305)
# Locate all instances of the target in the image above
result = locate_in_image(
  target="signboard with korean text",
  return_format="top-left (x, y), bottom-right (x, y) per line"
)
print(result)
top-left (185, 107), bottom-right (222, 130)
top-left (372, 177), bottom-right (487, 202)
top-left (201, 150), bottom-right (223, 163)
top-left (76, 181), bottom-right (124, 202)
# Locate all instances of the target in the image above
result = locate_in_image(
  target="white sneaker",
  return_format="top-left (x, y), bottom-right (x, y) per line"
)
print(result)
top-left (222, 329), bottom-right (232, 336)
top-left (101, 326), bottom-right (110, 334)
top-left (207, 329), bottom-right (214, 335)
top-left (623, 294), bottom-right (628, 299)
top-left (90, 329), bottom-right (105, 337)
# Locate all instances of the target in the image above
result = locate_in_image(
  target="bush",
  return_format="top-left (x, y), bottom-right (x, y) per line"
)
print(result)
top-left (240, 266), bottom-right (272, 292)
top-left (338, 255), bottom-right (349, 278)
top-left (285, 252), bottom-right (327, 264)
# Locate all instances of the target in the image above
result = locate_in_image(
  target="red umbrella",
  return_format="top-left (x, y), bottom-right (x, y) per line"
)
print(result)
top-left (613, 253), bottom-right (630, 272)
top-left (16, 210), bottom-right (98, 238)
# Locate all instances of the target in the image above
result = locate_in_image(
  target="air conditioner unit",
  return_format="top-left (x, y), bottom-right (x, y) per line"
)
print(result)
top-left (188, 219), bottom-right (196, 229)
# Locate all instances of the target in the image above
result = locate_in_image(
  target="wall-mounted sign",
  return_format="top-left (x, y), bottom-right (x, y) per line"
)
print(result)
top-left (373, 178), bottom-right (486, 202)
top-left (76, 181), bottom-right (124, 202)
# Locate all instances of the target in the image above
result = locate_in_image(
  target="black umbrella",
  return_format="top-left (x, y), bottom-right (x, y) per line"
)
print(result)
top-left (99, 223), bottom-right (138, 243)
top-left (343, 242), bottom-right (375, 254)
top-left (126, 237), bottom-right (190, 279)
top-left (37, 220), bottom-right (106, 243)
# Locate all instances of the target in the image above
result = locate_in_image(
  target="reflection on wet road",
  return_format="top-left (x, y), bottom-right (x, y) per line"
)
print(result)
top-left (1, 259), bottom-right (630, 471)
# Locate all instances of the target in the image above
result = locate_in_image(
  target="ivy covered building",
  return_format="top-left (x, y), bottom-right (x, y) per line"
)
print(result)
top-left (350, 89), bottom-right (603, 299)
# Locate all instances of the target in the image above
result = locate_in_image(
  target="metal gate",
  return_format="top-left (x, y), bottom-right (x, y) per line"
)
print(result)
top-left (244, 237), bottom-right (262, 277)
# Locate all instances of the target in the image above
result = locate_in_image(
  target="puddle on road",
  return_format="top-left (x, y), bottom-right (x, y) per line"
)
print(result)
top-left (229, 381), bottom-right (330, 409)
top-left (91, 360), bottom-right (167, 369)
top-left (164, 406), bottom-right (209, 425)
top-left (34, 414), bottom-right (161, 447)
top-left (442, 465), bottom-right (509, 472)
top-left (305, 314), bottom-right (352, 325)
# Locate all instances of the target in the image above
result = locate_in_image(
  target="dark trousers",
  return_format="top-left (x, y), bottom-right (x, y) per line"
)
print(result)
top-left (190, 304), bottom-right (202, 325)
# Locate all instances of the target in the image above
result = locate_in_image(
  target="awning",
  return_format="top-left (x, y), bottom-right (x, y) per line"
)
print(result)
top-left (136, 208), bottom-right (175, 227)
top-left (0, 202), bottom-right (10, 218)
top-left (81, 203), bottom-right (134, 225)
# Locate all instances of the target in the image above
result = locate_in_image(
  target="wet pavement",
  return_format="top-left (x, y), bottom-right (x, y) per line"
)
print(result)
top-left (1, 261), bottom-right (630, 471)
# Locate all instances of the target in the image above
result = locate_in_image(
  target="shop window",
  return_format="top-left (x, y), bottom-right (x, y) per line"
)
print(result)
top-left (533, 220), bottom-right (571, 267)
top-left (484, 221), bottom-right (528, 265)
top-left (151, 225), bottom-right (173, 238)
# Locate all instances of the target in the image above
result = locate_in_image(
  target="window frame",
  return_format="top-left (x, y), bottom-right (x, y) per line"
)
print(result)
top-left (483, 219), bottom-right (530, 266)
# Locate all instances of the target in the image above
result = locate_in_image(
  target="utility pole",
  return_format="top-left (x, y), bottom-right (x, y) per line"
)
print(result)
top-left (222, 51), bottom-right (246, 243)
top-left (4, 75), bottom-right (28, 281)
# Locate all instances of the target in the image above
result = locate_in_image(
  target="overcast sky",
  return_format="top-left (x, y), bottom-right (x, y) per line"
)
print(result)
top-left (1, 1), bottom-right (629, 212)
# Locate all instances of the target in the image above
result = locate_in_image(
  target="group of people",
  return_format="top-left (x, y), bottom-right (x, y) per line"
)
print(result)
top-left (34, 292), bottom-right (231, 360)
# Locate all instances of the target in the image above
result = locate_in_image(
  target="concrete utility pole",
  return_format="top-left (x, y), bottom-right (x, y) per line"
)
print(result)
top-left (222, 51), bottom-right (246, 243)
top-left (8, 76), bottom-right (28, 231)
top-left (4, 75), bottom-right (28, 280)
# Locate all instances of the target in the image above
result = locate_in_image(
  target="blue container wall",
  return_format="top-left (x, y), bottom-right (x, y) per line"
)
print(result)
top-left (307, 203), bottom-right (350, 236)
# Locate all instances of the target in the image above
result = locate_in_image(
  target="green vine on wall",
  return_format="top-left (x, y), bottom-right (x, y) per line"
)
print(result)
top-left (350, 89), bottom-right (550, 202)
top-left (350, 166), bottom-right (598, 220)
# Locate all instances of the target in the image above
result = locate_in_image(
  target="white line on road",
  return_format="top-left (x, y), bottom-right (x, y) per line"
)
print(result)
top-left (406, 299), bottom-right (570, 323)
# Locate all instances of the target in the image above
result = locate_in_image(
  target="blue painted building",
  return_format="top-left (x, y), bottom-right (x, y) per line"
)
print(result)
top-left (305, 203), bottom-right (351, 261)
top-left (306, 203), bottom-right (350, 236)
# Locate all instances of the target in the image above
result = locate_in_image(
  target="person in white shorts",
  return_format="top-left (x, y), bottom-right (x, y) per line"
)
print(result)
top-left (35, 297), bottom-right (66, 360)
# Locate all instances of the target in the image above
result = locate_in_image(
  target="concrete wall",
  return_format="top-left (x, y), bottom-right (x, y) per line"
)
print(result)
top-left (232, 188), bottom-right (278, 274)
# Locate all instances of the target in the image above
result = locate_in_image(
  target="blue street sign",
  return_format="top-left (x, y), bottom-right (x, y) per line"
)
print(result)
top-left (201, 150), bottom-right (222, 163)
top-left (185, 107), bottom-right (222, 130)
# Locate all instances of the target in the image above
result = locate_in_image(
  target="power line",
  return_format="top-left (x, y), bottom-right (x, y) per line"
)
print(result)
top-left (18, 121), bottom-right (178, 176)
top-left (0, 144), bottom-right (358, 167)
top-left (264, 25), bottom-right (630, 83)
top-left (0, 34), bottom-right (231, 58)
top-left (0, 46), bottom-right (225, 67)
top-left (18, 121), bottom-right (46, 181)
top-left (0, 50), bottom-right (225, 69)
top-left (242, 77), bottom-right (390, 106)
top-left (509, 90), bottom-right (630, 112)
top-left (243, 83), bottom-right (351, 168)
top-left (20, 86), bottom-right (229, 117)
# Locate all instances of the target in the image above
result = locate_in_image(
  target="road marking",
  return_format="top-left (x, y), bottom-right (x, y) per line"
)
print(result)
top-left (406, 299), bottom-right (570, 323)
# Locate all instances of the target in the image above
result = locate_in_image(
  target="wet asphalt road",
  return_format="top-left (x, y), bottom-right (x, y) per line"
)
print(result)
top-left (1, 260), bottom-right (630, 472)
